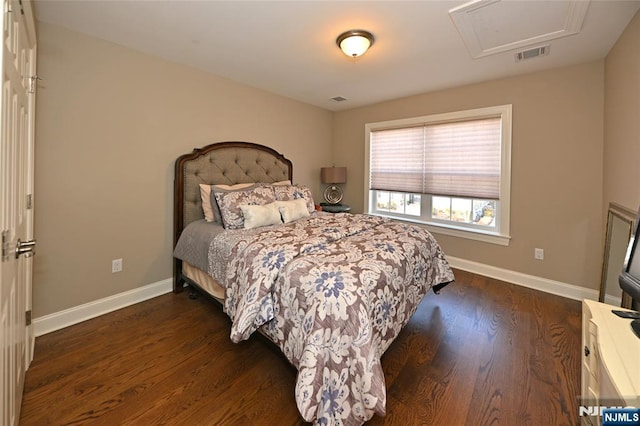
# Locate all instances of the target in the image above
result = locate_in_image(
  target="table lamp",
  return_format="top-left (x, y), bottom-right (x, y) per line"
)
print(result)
top-left (320, 166), bottom-right (347, 204)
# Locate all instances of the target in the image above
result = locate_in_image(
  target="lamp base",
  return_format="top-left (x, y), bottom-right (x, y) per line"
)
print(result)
top-left (323, 185), bottom-right (344, 204)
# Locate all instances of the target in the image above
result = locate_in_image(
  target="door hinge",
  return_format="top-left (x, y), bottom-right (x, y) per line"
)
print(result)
top-left (1, 230), bottom-right (10, 262)
top-left (29, 75), bottom-right (41, 94)
top-left (26, 194), bottom-right (32, 210)
top-left (26, 310), bottom-right (32, 326)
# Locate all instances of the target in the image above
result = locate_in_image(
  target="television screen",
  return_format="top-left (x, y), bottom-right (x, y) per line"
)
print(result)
top-left (626, 233), bottom-right (640, 278)
top-left (619, 210), bottom-right (640, 311)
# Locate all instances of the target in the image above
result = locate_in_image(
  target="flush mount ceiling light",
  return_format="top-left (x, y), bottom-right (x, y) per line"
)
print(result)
top-left (336, 30), bottom-right (374, 58)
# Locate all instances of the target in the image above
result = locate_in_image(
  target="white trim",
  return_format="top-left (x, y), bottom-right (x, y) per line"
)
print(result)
top-left (427, 225), bottom-right (510, 246)
top-left (33, 278), bottom-right (173, 336)
top-left (603, 292), bottom-right (623, 308)
top-left (447, 256), bottom-right (601, 302)
top-left (30, 264), bottom-right (625, 337)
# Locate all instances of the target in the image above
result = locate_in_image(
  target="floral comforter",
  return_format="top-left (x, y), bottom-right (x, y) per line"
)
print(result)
top-left (215, 213), bottom-right (454, 425)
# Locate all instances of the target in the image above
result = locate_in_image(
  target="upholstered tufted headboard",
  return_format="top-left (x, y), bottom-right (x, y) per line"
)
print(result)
top-left (173, 141), bottom-right (292, 244)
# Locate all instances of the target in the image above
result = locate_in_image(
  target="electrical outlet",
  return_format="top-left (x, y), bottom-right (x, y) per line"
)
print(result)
top-left (112, 258), bottom-right (123, 273)
top-left (534, 248), bottom-right (544, 260)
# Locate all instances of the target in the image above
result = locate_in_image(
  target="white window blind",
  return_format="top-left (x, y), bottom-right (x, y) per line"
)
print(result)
top-left (370, 117), bottom-right (502, 199)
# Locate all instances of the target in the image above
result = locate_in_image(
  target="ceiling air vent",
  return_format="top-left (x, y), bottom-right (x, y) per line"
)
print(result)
top-left (330, 96), bottom-right (347, 102)
top-left (515, 45), bottom-right (550, 62)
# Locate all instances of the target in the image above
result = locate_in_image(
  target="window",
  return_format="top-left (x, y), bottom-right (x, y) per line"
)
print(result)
top-left (365, 105), bottom-right (512, 245)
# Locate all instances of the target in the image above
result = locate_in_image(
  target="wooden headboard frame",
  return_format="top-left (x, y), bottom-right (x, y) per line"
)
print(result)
top-left (173, 141), bottom-right (293, 292)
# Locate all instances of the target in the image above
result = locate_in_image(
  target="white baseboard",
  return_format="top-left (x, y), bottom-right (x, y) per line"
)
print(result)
top-left (603, 293), bottom-right (623, 307)
top-left (31, 258), bottom-right (623, 337)
top-left (446, 256), bottom-right (617, 303)
top-left (33, 278), bottom-right (173, 337)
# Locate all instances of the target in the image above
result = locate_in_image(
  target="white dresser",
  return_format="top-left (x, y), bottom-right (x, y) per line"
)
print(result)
top-left (581, 300), bottom-right (640, 425)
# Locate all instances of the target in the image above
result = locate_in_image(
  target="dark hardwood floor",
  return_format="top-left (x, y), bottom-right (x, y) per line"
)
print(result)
top-left (20, 269), bottom-right (582, 425)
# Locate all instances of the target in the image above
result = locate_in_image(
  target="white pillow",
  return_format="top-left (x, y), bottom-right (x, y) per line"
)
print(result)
top-left (273, 184), bottom-right (315, 214)
top-left (240, 202), bottom-right (283, 229)
top-left (277, 198), bottom-right (311, 224)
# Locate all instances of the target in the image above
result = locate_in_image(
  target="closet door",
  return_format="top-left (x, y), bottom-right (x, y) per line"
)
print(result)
top-left (1, 0), bottom-right (37, 424)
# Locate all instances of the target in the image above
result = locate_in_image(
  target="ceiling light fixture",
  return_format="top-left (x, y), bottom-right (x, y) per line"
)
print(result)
top-left (336, 30), bottom-right (374, 58)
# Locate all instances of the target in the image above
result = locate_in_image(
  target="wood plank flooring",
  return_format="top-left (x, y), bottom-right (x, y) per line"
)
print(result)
top-left (20, 269), bottom-right (582, 425)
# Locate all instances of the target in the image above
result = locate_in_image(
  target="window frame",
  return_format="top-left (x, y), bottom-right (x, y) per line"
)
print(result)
top-left (364, 105), bottom-right (512, 246)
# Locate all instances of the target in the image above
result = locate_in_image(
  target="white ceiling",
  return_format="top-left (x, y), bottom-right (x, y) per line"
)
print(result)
top-left (33, 0), bottom-right (640, 111)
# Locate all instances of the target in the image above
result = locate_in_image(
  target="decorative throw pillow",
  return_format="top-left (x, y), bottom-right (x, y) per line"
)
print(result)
top-left (273, 185), bottom-right (315, 214)
top-left (278, 198), bottom-right (311, 224)
top-left (213, 185), bottom-right (276, 229)
top-left (200, 180), bottom-right (291, 223)
top-left (200, 182), bottom-right (254, 222)
top-left (240, 202), bottom-right (282, 229)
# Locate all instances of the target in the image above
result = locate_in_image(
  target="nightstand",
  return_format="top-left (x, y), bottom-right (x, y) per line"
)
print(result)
top-left (581, 300), bottom-right (640, 425)
top-left (321, 204), bottom-right (351, 213)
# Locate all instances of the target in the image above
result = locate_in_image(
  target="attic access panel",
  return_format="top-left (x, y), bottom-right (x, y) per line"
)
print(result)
top-left (449, 0), bottom-right (590, 58)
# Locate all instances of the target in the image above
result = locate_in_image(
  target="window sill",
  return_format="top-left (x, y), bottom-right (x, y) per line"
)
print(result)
top-left (369, 213), bottom-right (511, 246)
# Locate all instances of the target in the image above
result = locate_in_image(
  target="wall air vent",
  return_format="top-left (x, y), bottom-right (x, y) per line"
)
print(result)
top-left (515, 45), bottom-right (550, 62)
top-left (330, 96), bottom-right (347, 102)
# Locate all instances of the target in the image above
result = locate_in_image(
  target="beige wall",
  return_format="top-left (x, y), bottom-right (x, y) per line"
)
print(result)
top-left (35, 12), bottom-right (638, 318)
top-left (333, 62), bottom-right (605, 289)
top-left (604, 10), bottom-right (640, 213)
top-left (33, 23), bottom-right (333, 317)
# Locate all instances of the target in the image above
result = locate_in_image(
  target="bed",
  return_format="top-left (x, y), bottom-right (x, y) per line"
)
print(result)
top-left (173, 141), bottom-right (455, 425)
